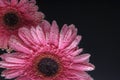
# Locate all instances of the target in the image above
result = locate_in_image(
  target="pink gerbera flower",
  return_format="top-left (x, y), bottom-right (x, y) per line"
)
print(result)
top-left (0, 20), bottom-right (95, 80)
top-left (0, 0), bottom-right (44, 49)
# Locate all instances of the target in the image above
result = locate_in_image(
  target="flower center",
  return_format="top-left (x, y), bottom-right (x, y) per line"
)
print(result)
top-left (37, 57), bottom-right (59, 77)
top-left (3, 12), bottom-right (19, 27)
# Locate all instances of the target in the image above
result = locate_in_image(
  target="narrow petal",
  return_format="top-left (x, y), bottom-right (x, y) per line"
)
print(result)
top-left (29, 0), bottom-right (36, 4)
top-left (11, 0), bottom-right (18, 5)
top-left (49, 21), bottom-right (59, 46)
top-left (70, 63), bottom-right (95, 71)
top-left (16, 76), bottom-right (31, 80)
top-left (30, 27), bottom-right (40, 44)
top-left (70, 48), bottom-right (83, 56)
top-left (68, 71), bottom-right (93, 80)
top-left (18, 0), bottom-right (28, 6)
top-left (27, 2), bottom-right (38, 12)
top-left (2, 69), bottom-right (24, 79)
top-left (35, 12), bottom-right (45, 22)
top-left (59, 25), bottom-right (77, 49)
top-left (0, 34), bottom-right (9, 49)
top-left (77, 72), bottom-right (94, 80)
top-left (0, 0), bottom-right (6, 7)
top-left (18, 27), bottom-right (37, 49)
top-left (39, 20), bottom-right (51, 44)
top-left (59, 24), bottom-right (68, 48)
top-left (63, 70), bottom-right (82, 80)
top-left (66, 35), bottom-right (82, 50)
top-left (36, 25), bottom-right (46, 45)
top-left (4, 57), bottom-right (25, 64)
top-left (0, 52), bottom-right (29, 60)
top-left (63, 25), bottom-right (76, 40)
top-left (60, 25), bottom-right (73, 48)
top-left (9, 36), bottom-right (33, 54)
top-left (0, 61), bottom-right (24, 67)
top-left (1, 0), bottom-right (10, 5)
top-left (73, 54), bottom-right (90, 63)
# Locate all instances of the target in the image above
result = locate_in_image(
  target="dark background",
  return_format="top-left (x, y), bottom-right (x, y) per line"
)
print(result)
top-left (0, 0), bottom-right (120, 80)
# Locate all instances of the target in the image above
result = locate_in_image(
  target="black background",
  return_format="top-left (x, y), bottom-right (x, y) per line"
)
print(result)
top-left (0, 0), bottom-right (120, 80)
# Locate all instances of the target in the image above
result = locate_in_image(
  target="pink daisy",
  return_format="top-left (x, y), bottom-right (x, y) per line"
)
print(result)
top-left (0, 20), bottom-right (95, 80)
top-left (0, 0), bottom-right (44, 49)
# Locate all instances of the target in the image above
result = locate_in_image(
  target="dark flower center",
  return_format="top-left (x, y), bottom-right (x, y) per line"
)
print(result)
top-left (3, 12), bottom-right (19, 27)
top-left (38, 58), bottom-right (59, 77)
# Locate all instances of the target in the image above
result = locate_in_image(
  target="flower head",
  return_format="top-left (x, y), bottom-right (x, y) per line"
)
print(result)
top-left (0, 0), bottom-right (44, 49)
top-left (0, 20), bottom-right (95, 80)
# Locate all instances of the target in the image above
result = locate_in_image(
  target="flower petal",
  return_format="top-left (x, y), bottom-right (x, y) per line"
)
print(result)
top-left (11, 0), bottom-right (18, 5)
top-left (39, 20), bottom-right (51, 44)
top-left (59, 24), bottom-right (77, 49)
top-left (9, 36), bottom-right (33, 54)
top-left (0, 52), bottom-right (29, 60)
top-left (18, 27), bottom-right (39, 49)
top-left (0, 0), bottom-right (6, 7)
top-left (68, 71), bottom-right (93, 80)
top-left (70, 63), bottom-right (95, 71)
top-left (0, 61), bottom-right (24, 68)
top-left (59, 24), bottom-right (68, 48)
top-left (49, 21), bottom-right (59, 46)
top-left (4, 57), bottom-right (26, 64)
top-left (1, 69), bottom-right (24, 79)
top-left (70, 48), bottom-right (83, 56)
top-left (16, 76), bottom-right (31, 80)
top-left (18, 27), bottom-right (35, 45)
top-left (30, 27), bottom-right (40, 44)
top-left (0, 34), bottom-right (9, 49)
top-left (73, 54), bottom-right (90, 63)
top-left (66, 35), bottom-right (82, 50)
top-left (36, 25), bottom-right (46, 45)
top-left (18, 0), bottom-right (28, 6)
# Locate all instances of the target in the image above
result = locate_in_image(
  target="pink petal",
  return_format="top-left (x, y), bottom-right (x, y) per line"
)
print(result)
top-left (35, 12), bottom-right (45, 22)
top-left (0, 53), bottom-right (29, 60)
top-left (39, 20), bottom-right (51, 44)
top-left (70, 63), bottom-right (95, 71)
top-left (18, 4), bottom-right (29, 13)
top-left (4, 57), bottom-right (25, 64)
top-left (59, 24), bottom-right (68, 48)
top-left (63, 25), bottom-right (75, 40)
top-left (30, 27), bottom-right (40, 44)
top-left (0, 61), bottom-right (24, 67)
top-left (1, 0), bottom-right (10, 5)
top-left (26, 0), bottom-right (36, 4)
top-left (0, 34), bottom-right (9, 49)
top-left (49, 21), bottom-right (59, 46)
top-left (16, 76), bottom-right (31, 80)
top-left (73, 54), bottom-right (90, 63)
top-left (0, 0), bottom-right (6, 7)
top-left (59, 24), bottom-right (77, 49)
top-left (77, 72), bottom-right (93, 80)
top-left (61, 26), bottom-right (73, 48)
top-left (18, 0), bottom-right (28, 6)
top-left (9, 36), bottom-right (33, 54)
top-left (66, 35), bottom-right (82, 50)
top-left (36, 25), bottom-right (46, 45)
top-left (18, 27), bottom-right (37, 48)
top-left (27, 2), bottom-right (38, 12)
top-left (71, 71), bottom-right (93, 80)
top-left (70, 48), bottom-right (83, 56)
top-left (1, 69), bottom-right (24, 79)
top-left (11, 0), bottom-right (18, 5)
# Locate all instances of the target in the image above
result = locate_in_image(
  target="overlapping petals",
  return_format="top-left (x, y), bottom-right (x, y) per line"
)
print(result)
top-left (0, 20), bottom-right (95, 80)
